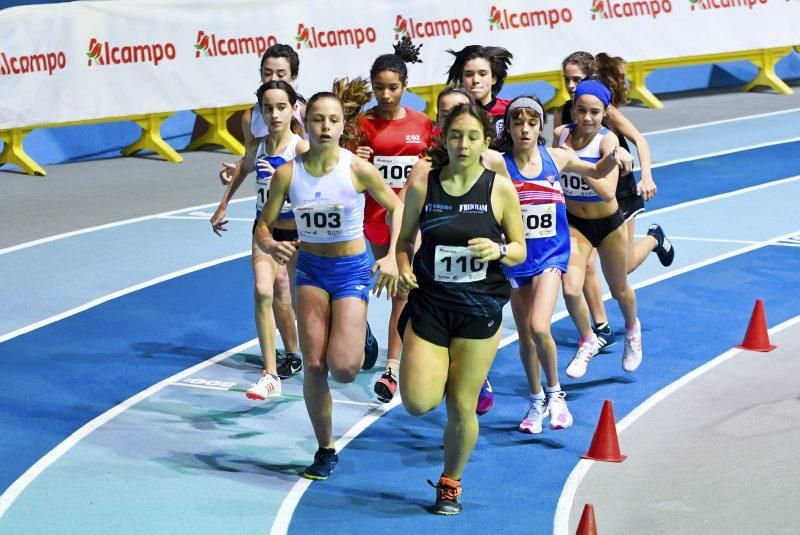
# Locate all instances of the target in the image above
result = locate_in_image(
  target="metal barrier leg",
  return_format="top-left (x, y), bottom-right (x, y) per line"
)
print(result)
top-left (0, 128), bottom-right (46, 176)
top-left (627, 64), bottom-right (663, 109)
top-left (186, 107), bottom-right (245, 155)
top-left (743, 48), bottom-right (794, 95)
top-left (121, 113), bottom-right (183, 163)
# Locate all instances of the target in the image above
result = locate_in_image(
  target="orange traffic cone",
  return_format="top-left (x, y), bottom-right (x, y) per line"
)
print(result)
top-left (736, 299), bottom-right (776, 352)
top-left (581, 400), bottom-right (627, 462)
top-left (576, 503), bottom-right (597, 535)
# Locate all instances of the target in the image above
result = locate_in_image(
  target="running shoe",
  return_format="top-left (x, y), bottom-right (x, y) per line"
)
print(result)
top-left (428, 476), bottom-right (462, 515)
top-left (363, 322), bottom-right (379, 370)
top-left (566, 336), bottom-right (601, 379)
top-left (519, 396), bottom-right (548, 434)
top-left (302, 447), bottom-right (338, 480)
top-left (546, 391), bottom-right (573, 430)
top-left (245, 373), bottom-right (281, 401)
top-left (276, 352), bottom-right (303, 379)
top-left (622, 324), bottom-right (643, 372)
top-left (476, 378), bottom-right (494, 415)
top-left (593, 322), bottom-right (616, 352)
top-left (647, 224), bottom-right (675, 267)
top-left (374, 367), bottom-right (398, 403)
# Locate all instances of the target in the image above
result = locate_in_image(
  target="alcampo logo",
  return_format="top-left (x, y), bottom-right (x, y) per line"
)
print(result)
top-left (194, 31), bottom-right (277, 59)
top-left (689, 0), bottom-right (767, 10)
top-left (488, 4), bottom-right (573, 31)
top-left (392, 14), bottom-right (474, 40)
top-left (86, 37), bottom-right (176, 67)
top-left (591, 0), bottom-right (673, 19)
top-left (0, 50), bottom-right (67, 76)
top-left (295, 22), bottom-right (377, 50)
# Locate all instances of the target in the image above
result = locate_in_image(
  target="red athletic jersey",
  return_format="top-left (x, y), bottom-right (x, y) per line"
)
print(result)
top-left (358, 106), bottom-right (433, 225)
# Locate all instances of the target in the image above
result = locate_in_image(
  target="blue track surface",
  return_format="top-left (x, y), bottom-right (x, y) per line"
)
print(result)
top-left (0, 258), bottom-right (255, 491)
top-left (291, 244), bottom-right (800, 532)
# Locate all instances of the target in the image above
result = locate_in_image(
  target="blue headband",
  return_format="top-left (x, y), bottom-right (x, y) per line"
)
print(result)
top-left (574, 80), bottom-right (611, 107)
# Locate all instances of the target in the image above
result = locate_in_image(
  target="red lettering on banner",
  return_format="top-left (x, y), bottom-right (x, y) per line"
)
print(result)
top-left (194, 30), bottom-right (276, 59)
top-left (0, 49), bottom-right (66, 76)
top-left (393, 14), bottom-right (474, 40)
top-left (295, 22), bottom-right (376, 50)
top-left (488, 4), bottom-right (572, 31)
top-left (689, 0), bottom-right (768, 11)
top-left (86, 37), bottom-right (176, 68)
top-left (590, 0), bottom-right (673, 19)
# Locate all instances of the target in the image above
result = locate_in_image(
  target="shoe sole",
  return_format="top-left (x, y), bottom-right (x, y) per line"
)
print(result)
top-left (374, 382), bottom-right (395, 404)
top-left (245, 392), bottom-right (281, 401)
top-left (519, 425), bottom-right (543, 434)
top-left (476, 404), bottom-right (493, 416)
top-left (565, 369), bottom-right (586, 379)
top-left (432, 509), bottom-right (462, 516)
top-left (550, 421), bottom-right (573, 430)
top-left (301, 473), bottom-right (329, 481)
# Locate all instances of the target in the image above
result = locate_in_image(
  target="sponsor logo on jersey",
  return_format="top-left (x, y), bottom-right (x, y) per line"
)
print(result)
top-left (405, 134), bottom-right (422, 144)
top-left (0, 50), bottom-right (66, 76)
top-left (295, 22), bottom-right (377, 50)
top-left (459, 203), bottom-right (489, 214)
top-left (86, 37), bottom-right (176, 67)
top-left (194, 30), bottom-right (277, 59)
top-left (392, 14), bottom-right (474, 40)
top-left (591, 0), bottom-right (673, 19)
top-left (425, 203), bottom-right (453, 212)
top-left (488, 5), bottom-right (573, 31)
top-left (689, 0), bottom-right (768, 11)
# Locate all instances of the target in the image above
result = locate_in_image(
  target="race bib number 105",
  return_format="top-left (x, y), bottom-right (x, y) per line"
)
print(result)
top-left (374, 155), bottom-right (418, 189)
top-left (434, 245), bottom-right (487, 283)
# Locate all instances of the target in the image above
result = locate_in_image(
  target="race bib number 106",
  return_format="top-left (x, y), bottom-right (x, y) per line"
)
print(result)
top-left (374, 155), bottom-right (418, 189)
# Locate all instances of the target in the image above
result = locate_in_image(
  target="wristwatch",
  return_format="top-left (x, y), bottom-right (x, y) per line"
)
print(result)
top-left (498, 243), bottom-right (507, 261)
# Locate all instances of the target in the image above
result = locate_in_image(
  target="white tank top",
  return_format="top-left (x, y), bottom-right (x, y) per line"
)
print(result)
top-left (557, 124), bottom-right (610, 203)
top-left (250, 102), bottom-right (305, 139)
top-left (289, 148), bottom-right (365, 244)
top-left (255, 133), bottom-right (302, 217)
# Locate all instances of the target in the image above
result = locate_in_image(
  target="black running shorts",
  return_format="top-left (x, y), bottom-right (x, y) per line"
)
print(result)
top-left (567, 209), bottom-right (625, 248)
top-left (618, 195), bottom-right (645, 222)
top-left (398, 293), bottom-right (503, 347)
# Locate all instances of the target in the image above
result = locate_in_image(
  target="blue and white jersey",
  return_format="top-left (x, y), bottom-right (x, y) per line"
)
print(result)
top-left (557, 124), bottom-right (611, 203)
top-left (255, 133), bottom-right (302, 219)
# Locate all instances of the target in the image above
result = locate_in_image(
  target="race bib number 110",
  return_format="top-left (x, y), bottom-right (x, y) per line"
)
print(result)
top-left (434, 245), bottom-right (487, 283)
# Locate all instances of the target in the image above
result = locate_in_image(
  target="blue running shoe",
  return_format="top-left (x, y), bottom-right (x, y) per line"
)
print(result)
top-left (593, 322), bottom-right (616, 353)
top-left (363, 322), bottom-right (379, 370)
top-left (302, 448), bottom-right (338, 480)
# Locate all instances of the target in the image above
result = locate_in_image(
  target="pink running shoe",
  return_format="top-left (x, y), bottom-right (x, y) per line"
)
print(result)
top-left (476, 378), bottom-right (494, 415)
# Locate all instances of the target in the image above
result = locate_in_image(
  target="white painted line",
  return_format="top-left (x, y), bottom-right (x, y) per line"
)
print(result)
top-left (169, 382), bottom-right (380, 408)
top-left (552, 313), bottom-right (800, 535)
top-left (158, 215), bottom-right (253, 222)
top-left (0, 196), bottom-right (255, 256)
top-left (0, 251), bottom-right (250, 344)
top-left (639, 175), bottom-right (800, 218)
top-left (643, 107), bottom-right (800, 136)
top-left (271, 396), bottom-right (404, 535)
top-left (651, 236), bottom-right (759, 245)
top-left (647, 136), bottom-right (800, 170)
top-left (0, 337), bottom-right (259, 519)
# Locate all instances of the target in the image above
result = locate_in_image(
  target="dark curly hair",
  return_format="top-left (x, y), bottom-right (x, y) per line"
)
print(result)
top-left (369, 36), bottom-right (423, 85)
top-left (446, 45), bottom-right (513, 98)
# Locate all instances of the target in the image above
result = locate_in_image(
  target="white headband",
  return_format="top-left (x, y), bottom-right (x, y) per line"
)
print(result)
top-left (507, 97), bottom-right (544, 118)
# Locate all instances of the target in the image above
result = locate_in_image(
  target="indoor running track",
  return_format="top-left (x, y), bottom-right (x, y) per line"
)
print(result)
top-left (1, 110), bottom-right (799, 534)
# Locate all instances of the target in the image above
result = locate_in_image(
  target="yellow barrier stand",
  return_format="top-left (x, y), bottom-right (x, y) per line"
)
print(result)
top-left (120, 113), bottom-right (183, 163)
top-left (0, 128), bottom-right (46, 176)
top-left (1, 112), bottom-right (183, 176)
top-left (629, 46), bottom-right (795, 109)
top-left (409, 70), bottom-right (570, 119)
top-left (185, 104), bottom-right (253, 155)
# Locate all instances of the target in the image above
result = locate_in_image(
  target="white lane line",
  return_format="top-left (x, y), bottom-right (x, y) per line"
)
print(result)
top-left (0, 337), bottom-right (259, 519)
top-left (1, 227), bottom-right (795, 524)
top-left (552, 313), bottom-right (800, 535)
top-left (639, 174), bottom-right (800, 218)
top-left (635, 235), bottom-right (759, 245)
top-left (270, 228), bottom-right (800, 533)
top-left (169, 382), bottom-right (379, 408)
top-left (0, 251), bottom-right (250, 344)
top-left (158, 215), bottom-right (253, 222)
top-left (647, 136), bottom-right (800, 169)
top-left (0, 196), bottom-right (255, 256)
top-left (643, 107), bottom-right (800, 136)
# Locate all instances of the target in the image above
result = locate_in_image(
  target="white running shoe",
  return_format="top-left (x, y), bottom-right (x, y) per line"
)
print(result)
top-left (246, 373), bottom-right (282, 400)
top-left (519, 396), bottom-right (548, 434)
top-left (622, 324), bottom-right (643, 372)
top-left (546, 391), bottom-right (573, 430)
top-left (566, 336), bottom-right (601, 379)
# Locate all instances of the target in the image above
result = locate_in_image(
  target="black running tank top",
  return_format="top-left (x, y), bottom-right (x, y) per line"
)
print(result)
top-left (411, 168), bottom-right (510, 316)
